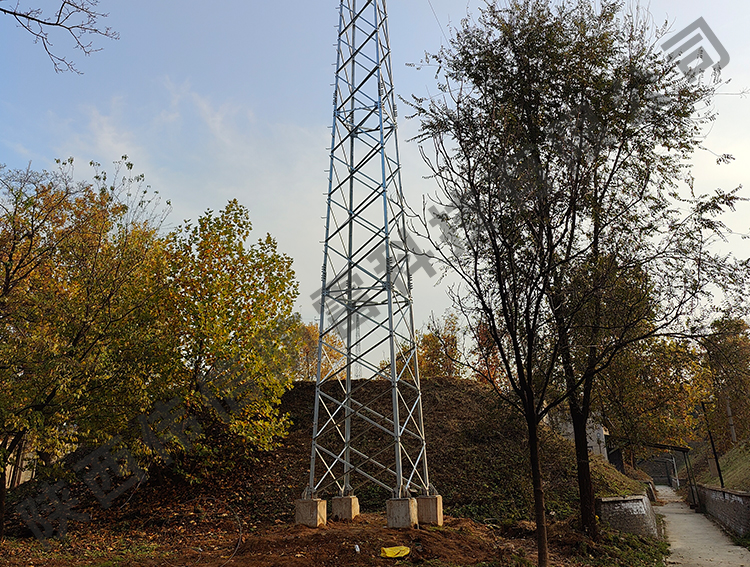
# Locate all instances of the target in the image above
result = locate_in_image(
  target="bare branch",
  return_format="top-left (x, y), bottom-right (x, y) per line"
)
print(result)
top-left (1, 0), bottom-right (118, 73)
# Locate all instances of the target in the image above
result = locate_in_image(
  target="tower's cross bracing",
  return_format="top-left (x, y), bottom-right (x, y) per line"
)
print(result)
top-left (304, 0), bottom-right (433, 504)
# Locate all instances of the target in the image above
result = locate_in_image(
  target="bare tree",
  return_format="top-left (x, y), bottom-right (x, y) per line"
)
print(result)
top-left (1, 0), bottom-right (118, 72)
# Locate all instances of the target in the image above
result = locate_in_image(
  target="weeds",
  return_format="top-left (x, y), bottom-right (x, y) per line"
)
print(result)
top-left (576, 530), bottom-right (670, 567)
top-left (733, 533), bottom-right (750, 551)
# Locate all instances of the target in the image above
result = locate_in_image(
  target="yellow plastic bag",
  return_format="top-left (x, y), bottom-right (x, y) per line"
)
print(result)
top-left (380, 546), bottom-right (411, 558)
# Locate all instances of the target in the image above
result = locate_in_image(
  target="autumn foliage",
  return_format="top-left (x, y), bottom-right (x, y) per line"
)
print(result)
top-left (0, 160), bottom-right (301, 537)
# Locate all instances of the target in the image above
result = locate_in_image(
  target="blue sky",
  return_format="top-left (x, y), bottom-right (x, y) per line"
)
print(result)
top-left (2, 0), bottom-right (748, 328)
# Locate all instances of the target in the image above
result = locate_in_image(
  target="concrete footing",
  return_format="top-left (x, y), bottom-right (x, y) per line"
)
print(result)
top-left (387, 498), bottom-right (418, 529)
top-left (295, 498), bottom-right (326, 527)
top-left (332, 496), bottom-right (360, 521)
top-left (417, 495), bottom-right (443, 526)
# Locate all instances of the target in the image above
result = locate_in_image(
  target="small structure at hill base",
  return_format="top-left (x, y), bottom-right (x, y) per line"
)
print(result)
top-left (596, 495), bottom-right (660, 538)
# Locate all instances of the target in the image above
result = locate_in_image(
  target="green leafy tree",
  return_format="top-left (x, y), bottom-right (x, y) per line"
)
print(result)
top-left (413, 0), bottom-right (744, 555)
top-left (163, 200), bottom-right (300, 452)
top-left (0, 166), bottom-right (302, 536)
top-left (0, 159), bottom-right (167, 538)
top-left (596, 338), bottom-right (709, 451)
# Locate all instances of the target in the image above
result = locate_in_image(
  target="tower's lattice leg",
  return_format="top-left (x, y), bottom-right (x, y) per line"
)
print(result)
top-left (297, 0), bottom-right (439, 527)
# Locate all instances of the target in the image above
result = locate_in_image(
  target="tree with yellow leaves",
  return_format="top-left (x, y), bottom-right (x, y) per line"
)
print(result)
top-left (296, 322), bottom-right (346, 382)
top-left (163, 199), bottom-right (300, 451)
top-left (0, 158), bottom-right (167, 538)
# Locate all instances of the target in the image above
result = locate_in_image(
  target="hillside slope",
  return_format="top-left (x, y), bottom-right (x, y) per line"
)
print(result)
top-left (698, 439), bottom-right (750, 492)
top-left (3, 377), bottom-right (658, 567)
top-left (130, 376), bottom-right (644, 525)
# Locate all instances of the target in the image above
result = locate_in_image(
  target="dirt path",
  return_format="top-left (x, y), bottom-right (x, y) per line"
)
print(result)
top-left (657, 485), bottom-right (750, 566)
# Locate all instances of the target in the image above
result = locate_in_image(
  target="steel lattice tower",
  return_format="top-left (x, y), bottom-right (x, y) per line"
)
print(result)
top-left (303, 0), bottom-right (433, 506)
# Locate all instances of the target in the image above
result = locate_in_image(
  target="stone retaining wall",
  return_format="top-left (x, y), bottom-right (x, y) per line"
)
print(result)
top-left (697, 484), bottom-right (750, 537)
top-left (596, 495), bottom-right (659, 538)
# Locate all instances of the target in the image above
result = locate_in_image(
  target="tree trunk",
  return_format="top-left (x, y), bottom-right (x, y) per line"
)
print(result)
top-left (0, 432), bottom-right (27, 541)
top-left (726, 398), bottom-right (737, 445)
top-left (527, 415), bottom-right (549, 567)
top-left (570, 402), bottom-right (598, 540)
top-left (551, 287), bottom-right (599, 541)
top-left (0, 466), bottom-right (6, 541)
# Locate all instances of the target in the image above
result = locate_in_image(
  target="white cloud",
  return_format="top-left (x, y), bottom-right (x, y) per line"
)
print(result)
top-left (34, 79), bottom-right (452, 327)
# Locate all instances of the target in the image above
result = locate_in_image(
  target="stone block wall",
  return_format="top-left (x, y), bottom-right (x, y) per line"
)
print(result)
top-left (596, 495), bottom-right (659, 538)
top-left (697, 484), bottom-right (750, 537)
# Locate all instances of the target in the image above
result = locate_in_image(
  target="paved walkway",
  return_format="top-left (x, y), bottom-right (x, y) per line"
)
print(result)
top-left (657, 485), bottom-right (750, 566)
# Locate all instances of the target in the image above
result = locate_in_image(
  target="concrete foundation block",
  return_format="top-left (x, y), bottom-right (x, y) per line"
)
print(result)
top-left (387, 498), bottom-right (418, 529)
top-left (417, 495), bottom-right (443, 526)
top-left (295, 498), bottom-right (326, 527)
top-left (332, 496), bottom-right (360, 521)
top-left (596, 495), bottom-right (658, 538)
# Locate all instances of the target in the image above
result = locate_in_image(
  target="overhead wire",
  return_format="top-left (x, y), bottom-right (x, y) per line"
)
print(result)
top-left (425, 0), bottom-right (450, 45)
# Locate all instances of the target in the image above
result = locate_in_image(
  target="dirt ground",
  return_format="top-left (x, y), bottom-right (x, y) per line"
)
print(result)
top-left (0, 512), bottom-right (594, 567)
top-left (0, 379), bottom-right (654, 566)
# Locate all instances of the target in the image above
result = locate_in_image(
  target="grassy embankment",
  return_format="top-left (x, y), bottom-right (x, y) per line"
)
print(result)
top-left (697, 439), bottom-right (750, 492)
top-left (694, 438), bottom-right (750, 549)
